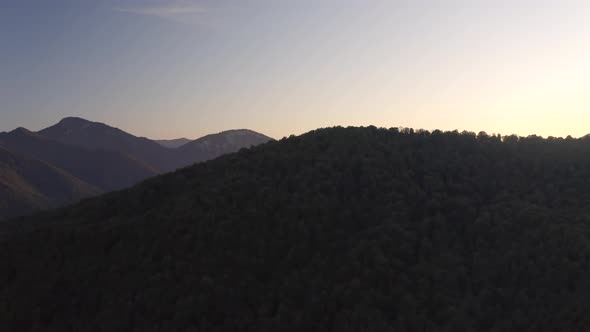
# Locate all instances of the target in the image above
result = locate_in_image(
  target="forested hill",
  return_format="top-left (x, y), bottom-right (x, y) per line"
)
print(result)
top-left (4, 126), bottom-right (590, 331)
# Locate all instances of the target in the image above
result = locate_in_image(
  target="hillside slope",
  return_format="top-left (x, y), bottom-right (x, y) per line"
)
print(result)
top-left (0, 120), bottom-right (273, 219)
top-left (0, 128), bottom-right (158, 191)
top-left (155, 138), bottom-right (191, 148)
top-left (39, 117), bottom-right (177, 172)
top-left (39, 118), bottom-right (274, 171)
top-left (2, 127), bottom-right (590, 331)
top-left (0, 146), bottom-right (99, 220)
top-left (177, 129), bottom-right (274, 165)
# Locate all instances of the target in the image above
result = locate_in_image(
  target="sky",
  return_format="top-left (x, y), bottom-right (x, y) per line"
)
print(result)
top-left (2, 0), bottom-right (590, 139)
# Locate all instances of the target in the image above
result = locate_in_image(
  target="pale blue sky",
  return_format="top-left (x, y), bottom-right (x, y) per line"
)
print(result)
top-left (2, 0), bottom-right (590, 139)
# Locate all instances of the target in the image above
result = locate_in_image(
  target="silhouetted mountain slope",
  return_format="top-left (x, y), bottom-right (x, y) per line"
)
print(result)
top-left (0, 146), bottom-right (99, 220)
top-left (0, 119), bottom-right (273, 219)
top-left (5, 127), bottom-right (590, 331)
top-left (39, 117), bottom-right (177, 171)
top-left (177, 129), bottom-right (274, 164)
top-left (0, 128), bottom-right (157, 191)
top-left (155, 138), bottom-right (191, 148)
top-left (39, 118), bottom-right (274, 171)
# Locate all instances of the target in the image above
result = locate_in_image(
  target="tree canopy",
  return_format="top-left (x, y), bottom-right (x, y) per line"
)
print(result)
top-left (2, 126), bottom-right (590, 331)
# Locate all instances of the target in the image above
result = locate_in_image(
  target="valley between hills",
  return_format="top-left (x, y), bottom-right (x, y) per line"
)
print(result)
top-left (0, 117), bottom-right (273, 220)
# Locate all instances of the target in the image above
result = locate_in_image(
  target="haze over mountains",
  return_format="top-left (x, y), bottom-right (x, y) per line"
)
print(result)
top-left (0, 117), bottom-right (273, 219)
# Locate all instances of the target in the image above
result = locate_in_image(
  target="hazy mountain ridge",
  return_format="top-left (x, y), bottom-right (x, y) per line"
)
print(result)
top-left (39, 117), bottom-right (274, 171)
top-left (0, 118), bottom-right (273, 219)
top-left (177, 129), bottom-right (275, 164)
top-left (3, 127), bottom-right (590, 330)
top-left (0, 146), bottom-right (99, 220)
top-left (39, 117), bottom-right (178, 172)
top-left (0, 127), bottom-right (158, 192)
top-left (155, 138), bottom-right (192, 148)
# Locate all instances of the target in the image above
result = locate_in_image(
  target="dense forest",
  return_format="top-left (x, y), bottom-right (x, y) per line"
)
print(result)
top-left (3, 126), bottom-right (590, 331)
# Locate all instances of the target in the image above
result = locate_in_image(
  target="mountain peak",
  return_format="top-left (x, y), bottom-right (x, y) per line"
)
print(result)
top-left (220, 129), bottom-right (258, 135)
top-left (59, 116), bottom-right (91, 123)
top-left (176, 129), bottom-right (274, 164)
top-left (38, 117), bottom-right (177, 172)
top-left (206, 129), bottom-right (274, 141)
top-left (9, 127), bottom-right (34, 136)
top-left (41, 117), bottom-right (124, 138)
top-left (55, 117), bottom-right (98, 128)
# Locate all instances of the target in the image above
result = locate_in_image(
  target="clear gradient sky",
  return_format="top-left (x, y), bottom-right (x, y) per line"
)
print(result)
top-left (2, 0), bottom-right (590, 139)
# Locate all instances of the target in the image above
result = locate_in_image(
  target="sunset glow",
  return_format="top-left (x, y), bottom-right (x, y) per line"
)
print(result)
top-left (2, 0), bottom-right (590, 138)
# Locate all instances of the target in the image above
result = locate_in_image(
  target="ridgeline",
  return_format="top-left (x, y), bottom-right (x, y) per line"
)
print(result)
top-left (2, 126), bottom-right (590, 331)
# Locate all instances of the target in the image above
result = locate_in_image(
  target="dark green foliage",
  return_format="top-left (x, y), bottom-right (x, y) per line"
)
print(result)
top-left (2, 126), bottom-right (590, 331)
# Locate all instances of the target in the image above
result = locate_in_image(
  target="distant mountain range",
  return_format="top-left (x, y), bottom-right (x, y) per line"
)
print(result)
top-left (0, 117), bottom-right (273, 219)
top-left (155, 138), bottom-right (192, 148)
top-left (177, 129), bottom-right (276, 166)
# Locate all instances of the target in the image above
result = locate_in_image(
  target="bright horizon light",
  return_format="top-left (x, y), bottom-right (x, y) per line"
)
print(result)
top-left (2, 0), bottom-right (590, 139)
